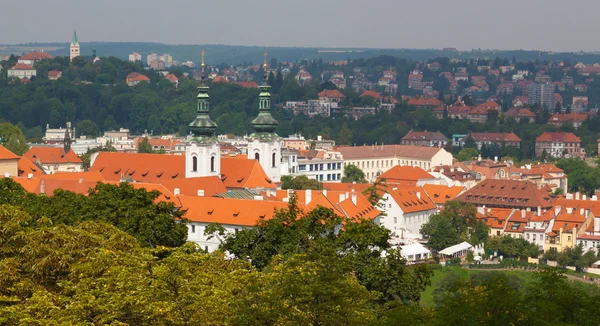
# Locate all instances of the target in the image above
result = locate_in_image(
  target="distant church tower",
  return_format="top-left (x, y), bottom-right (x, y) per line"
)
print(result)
top-left (70, 30), bottom-right (80, 61)
top-left (248, 52), bottom-right (282, 182)
top-left (185, 51), bottom-right (220, 178)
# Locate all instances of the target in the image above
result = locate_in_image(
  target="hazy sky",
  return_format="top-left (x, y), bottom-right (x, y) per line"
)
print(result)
top-left (3, 0), bottom-right (598, 52)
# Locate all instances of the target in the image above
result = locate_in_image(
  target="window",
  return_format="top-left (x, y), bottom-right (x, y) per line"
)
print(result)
top-left (192, 156), bottom-right (198, 172)
top-left (394, 217), bottom-right (397, 224)
top-left (255, 153), bottom-right (260, 162)
top-left (191, 225), bottom-right (196, 233)
top-left (210, 156), bottom-right (215, 172)
top-left (204, 246), bottom-right (209, 252)
top-left (292, 156), bottom-right (296, 162)
top-left (272, 152), bottom-right (276, 168)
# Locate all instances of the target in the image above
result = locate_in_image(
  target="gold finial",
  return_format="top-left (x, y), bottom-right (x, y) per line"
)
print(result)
top-left (201, 50), bottom-right (205, 73)
top-left (263, 51), bottom-right (267, 69)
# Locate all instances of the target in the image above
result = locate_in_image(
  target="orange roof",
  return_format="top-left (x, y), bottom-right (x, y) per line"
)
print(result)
top-left (165, 73), bottom-right (178, 82)
top-left (388, 187), bottom-right (437, 213)
top-left (179, 196), bottom-right (289, 226)
top-left (220, 157), bottom-right (276, 189)
top-left (407, 96), bottom-right (441, 106)
top-left (19, 51), bottom-right (53, 60)
top-left (126, 72), bottom-right (150, 82)
top-left (47, 70), bottom-right (62, 78)
top-left (360, 90), bottom-right (382, 100)
top-left (212, 76), bottom-right (228, 83)
top-left (536, 132), bottom-right (581, 143)
top-left (39, 171), bottom-right (105, 182)
top-left (273, 189), bottom-right (380, 220)
top-left (457, 179), bottom-right (553, 209)
top-left (17, 156), bottom-right (44, 177)
top-left (10, 63), bottom-right (35, 70)
top-left (91, 152), bottom-right (184, 182)
top-left (378, 165), bottom-right (434, 184)
top-left (477, 208), bottom-right (513, 229)
top-left (422, 184), bottom-right (465, 205)
top-left (237, 81), bottom-right (259, 88)
top-left (318, 89), bottom-right (345, 98)
top-left (321, 182), bottom-right (372, 194)
top-left (469, 132), bottom-right (521, 142)
top-left (11, 177), bottom-right (41, 193)
top-left (548, 113), bottom-right (588, 123)
top-left (0, 145), bottom-right (19, 160)
top-left (104, 182), bottom-right (179, 206)
top-left (24, 147), bottom-right (82, 164)
top-left (152, 176), bottom-right (227, 197)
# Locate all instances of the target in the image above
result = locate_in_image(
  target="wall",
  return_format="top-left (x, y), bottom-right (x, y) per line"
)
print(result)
top-left (0, 159), bottom-right (18, 177)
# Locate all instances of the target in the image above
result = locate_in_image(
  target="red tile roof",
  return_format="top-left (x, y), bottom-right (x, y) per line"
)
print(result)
top-left (17, 156), bottom-right (44, 177)
top-left (360, 90), bottom-right (383, 100)
top-left (220, 157), bottom-right (276, 189)
top-left (180, 196), bottom-right (289, 226)
top-left (24, 147), bottom-right (82, 164)
top-left (422, 184), bottom-right (465, 205)
top-left (536, 132), bottom-right (581, 143)
top-left (126, 72), bottom-right (150, 82)
top-left (456, 179), bottom-right (553, 209)
top-left (151, 176), bottom-right (227, 197)
top-left (388, 187), bottom-right (437, 213)
top-left (318, 89), bottom-right (345, 99)
top-left (505, 107), bottom-right (536, 118)
top-left (90, 152), bottom-right (184, 183)
top-left (47, 70), bottom-right (62, 78)
top-left (469, 132), bottom-right (521, 142)
top-left (9, 63), bottom-right (35, 70)
top-left (378, 165), bottom-right (434, 184)
top-left (19, 51), bottom-right (53, 60)
top-left (407, 96), bottom-right (441, 107)
top-left (548, 113), bottom-right (588, 124)
top-left (237, 81), bottom-right (259, 88)
top-left (0, 145), bottom-right (19, 160)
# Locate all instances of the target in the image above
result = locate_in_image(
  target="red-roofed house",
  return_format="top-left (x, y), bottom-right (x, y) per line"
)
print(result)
top-left (380, 186), bottom-right (438, 239)
top-left (126, 72), bottom-right (150, 86)
top-left (360, 90), bottom-right (383, 100)
top-left (7, 63), bottom-right (36, 79)
top-left (18, 51), bottom-right (53, 65)
top-left (0, 145), bottom-right (19, 177)
top-left (535, 132), bottom-right (584, 158)
top-left (505, 107), bottom-right (535, 123)
top-left (400, 131), bottom-right (449, 147)
top-left (23, 146), bottom-right (83, 173)
top-left (318, 89), bottom-right (345, 102)
top-left (466, 132), bottom-right (521, 149)
top-left (48, 70), bottom-right (62, 80)
top-left (165, 73), bottom-right (179, 88)
top-left (408, 70), bottom-right (424, 89)
top-left (407, 96), bottom-right (441, 108)
top-left (548, 113), bottom-right (588, 129)
top-left (377, 165), bottom-right (437, 187)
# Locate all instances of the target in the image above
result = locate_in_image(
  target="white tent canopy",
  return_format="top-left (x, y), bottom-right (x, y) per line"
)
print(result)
top-left (439, 241), bottom-right (472, 258)
top-left (400, 243), bottom-right (431, 261)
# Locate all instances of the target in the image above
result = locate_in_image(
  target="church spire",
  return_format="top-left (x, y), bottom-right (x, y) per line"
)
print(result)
top-left (63, 122), bottom-right (71, 153)
top-left (71, 29), bottom-right (79, 46)
top-left (188, 51), bottom-right (217, 142)
top-left (251, 52), bottom-right (278, 137)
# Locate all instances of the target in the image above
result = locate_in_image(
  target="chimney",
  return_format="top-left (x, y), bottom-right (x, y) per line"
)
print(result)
top-left (566, 193), bottom-right (573, 200)
top-left (494, 156), bottom-right (498, 163)
top-left (566, 207), bottom-right (573, 214)
top-left (3, 172), bottom-right (9, 178)
top-left (416, 192), bottom-right (421, 199)
top-left (583, 195), bottom-right (587, 201)
top-left (283, 197), bottom-right (289, 203)
top-left (580, 208), bottom-right (584, 216)
top-left (79, 177), bottom-right (83, 184)
top-left (40, 180), bottom-right (45, 195)
top-left (521, 209), bottom-right (526, 218)
top-left (593, 195), bottom-right (598, 201)
top-left (323, 189), bottom-right (327, 197)
top-left (555, 206), bottom-right (561, 216)
top-left (576, 192), bottom-right (580, 200)
top-left (392, 186), bottom-right (398, 191)
top-left (306, 189), bottom-right (312, 205)
top-left (174, 188), bottom-right (180, 196)
top-left (537, 206), bottom-right (541, 216)
top-left (197, 189), bottom-right (204, 197)
top-left (253, 195), bottom-right (263, 201)
top-left (477, 206), bottom-right (485, 215)
top-left (487, 208), bottom-right (491, 213)
top-left (351, 192), bottom-right (357, 205)
top-left (27, 173), bottom-right (33, 179)
top-left (339, 193), bottom-right (346, 202)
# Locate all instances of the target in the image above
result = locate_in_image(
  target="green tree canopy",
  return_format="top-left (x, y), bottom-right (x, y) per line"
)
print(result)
top-left (342, 164), bottom-right (366, 183)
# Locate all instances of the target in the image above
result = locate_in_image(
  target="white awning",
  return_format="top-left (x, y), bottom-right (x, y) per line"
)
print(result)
top-left (400, 243), bottom-right (431, 257)
top-left (439, 241), bottom-right (472, 256)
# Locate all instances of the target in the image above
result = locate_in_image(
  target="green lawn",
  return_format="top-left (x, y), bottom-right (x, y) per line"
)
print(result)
top-left (420, 266), bottom-right (537, 307)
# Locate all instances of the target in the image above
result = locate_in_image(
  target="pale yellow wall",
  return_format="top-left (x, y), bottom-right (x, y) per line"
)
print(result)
top-left (0, 159), bottom-right (18, 177)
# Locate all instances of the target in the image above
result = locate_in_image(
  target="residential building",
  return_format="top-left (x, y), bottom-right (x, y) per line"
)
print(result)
top-left (18, 51), bottom-right (53, 65)
top-left (528, 82), bottom-right (554, 109)
top-left (165, 73), bottom-right (179, 88)
top-left (128, 52), bottom-right (142, 62)
top-left (283, 134), bottom-right (309, 151)
top-left (515, 163), bottom-right (568, 192)
top-left (7, 63), bottom-right (36, 79)
top-left (297, 149), bottom-right (343, 182)
top-left (337, 145), bottom-right (453, 182)
top-left (126, 72), bottom-right (150, 86)
top-left (535, 132), bottom-right (584, 158)
top-left (318, 89), bottom-right (345, 102)
top-left (0, 145), bottom-right (19, 177)
top-left (524, 208), bottom-right (554, 250)
top-left (400, 131), bottom-right (449, 147)
top-left (285, 100), bottom-right (334, 118)
top-left (48, 70), bottom-right (62, 80)
top-left (505, 107), bottom-right (536, 123)
top-left (147, 53), bottom-right (159, 66)
top-left (407, 96), bottom-right (442, 108)
top-left (464, 132), bottom-right (521, 149)
top-left (477, 207), bottom-right (515, 237)
top-left (548, 113), bottom-right (588, 129)
top-left (408, 70), bottom-right (423, 89)
top-left (456, 179), bottom-right (553, 210)
top-left (24, 144), bottom-right (83, 174)
top-left (572, 96), bottom-right (589, 111)
top-left (379, 186), bottom-right (438, 239)
top-left (545, 207), bottom-right (588, 253)
top-left (377, 165), bottom-right (439, 187)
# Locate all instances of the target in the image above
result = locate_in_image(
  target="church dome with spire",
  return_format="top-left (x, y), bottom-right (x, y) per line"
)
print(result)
top-left (188, 51), bottom-right (217, 143)
top-left (250, 52), bottom-right (279, 139)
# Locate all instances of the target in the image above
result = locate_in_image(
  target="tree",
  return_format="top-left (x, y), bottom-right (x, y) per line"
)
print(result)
top-left (76, 119), bottom-right (100, 138)
top-left (336, 122), bottom-right (353, 145)
top-left (281, 175), bottom-right (323, 190)
top-left (342, 164), bottom-right (366, 183)
top-left (420, 201), bottom-right (481, 251)
top-left (463, 135), bottom-right (477, 149)
top-left (0, 122), bottom-right (28, 155)
top-left (456, 147), bottom-right (479, 162)
top-left (138, 137), bottom-right (152, 153)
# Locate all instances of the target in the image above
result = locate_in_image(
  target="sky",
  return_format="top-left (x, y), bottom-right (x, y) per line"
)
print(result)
top-left (2, 0), bottom-right (598, 52)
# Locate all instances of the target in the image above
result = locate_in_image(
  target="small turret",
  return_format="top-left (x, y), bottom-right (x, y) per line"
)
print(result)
top-left (188, 50), bottom-right (217, 143)
top-left (64, 122), bottom-right (72, 153)
top-left (250, 52), bottom-right (278, 139)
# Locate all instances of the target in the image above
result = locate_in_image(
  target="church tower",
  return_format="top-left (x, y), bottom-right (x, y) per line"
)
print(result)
top-left (70, 30), bottom-right (80, 61)
top-left (248, 52), bottom-right (282, 182)
top-left (63, 122), bottom-right (72, 153)
top-left (185, 51), bottom-right (220, 178)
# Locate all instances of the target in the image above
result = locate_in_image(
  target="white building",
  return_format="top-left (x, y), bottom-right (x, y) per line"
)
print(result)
top-left (400, 243), bottom-right (432, 262)
top-left (128, 52), bottom-right (142, 62)
top-left (379, 186), bottom-right (438, 239)
top-left (7, 64), bottom-right (36, 79)
top-left (338, 144), bottom-right (453, 182)
top-left (297, 150), bottom-right (343, 182)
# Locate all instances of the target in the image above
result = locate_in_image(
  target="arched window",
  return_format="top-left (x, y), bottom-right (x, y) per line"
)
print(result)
top-left (210, 156), bottom-right (215, 172)
top-left (192, 156), bottom-right (198, 172)
top-left (272, 152), bottom-right (276, 168)
top-left (255, 153), bottom-right (260, 162)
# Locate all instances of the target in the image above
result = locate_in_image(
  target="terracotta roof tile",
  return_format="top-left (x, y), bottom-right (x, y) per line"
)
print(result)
top-left (422, 184), bottom-right (465, 205)
top-left (180, 196), bottom-right (289, 226)
top-left (0, 145), bottom-right (19, 160)
top-left (24, 147), bottom-right (82, 164)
